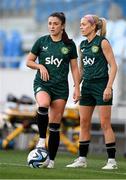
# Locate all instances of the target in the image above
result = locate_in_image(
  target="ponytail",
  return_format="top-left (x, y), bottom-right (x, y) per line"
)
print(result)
top-left (62, 29), bottom-right (72, 44)
top-left (99, 18), bottom-right (106, 37)
top-left (97, 18), bottom-right (106, 37)
top-left (94, 16), bottom-right (107, 37)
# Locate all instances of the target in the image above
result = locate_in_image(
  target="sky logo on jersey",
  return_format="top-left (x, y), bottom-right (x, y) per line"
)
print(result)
top-left (45, 55), bottom-right (63, 67)
top-left (82, 56), bottom-right (95, 66)
top-left (91, 45), bottom-right (99, 53)
top-left (61, 47), bottom-right (69, 54)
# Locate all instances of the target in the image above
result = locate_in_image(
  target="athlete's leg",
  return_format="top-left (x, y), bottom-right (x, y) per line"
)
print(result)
top-left (99, 105), bottom-right (115, 143)
top-left (66, 106), bottom-right (95, 168)
top-left (98, 105), bottom-right (117, 169)
top-left (47, 99), bottom-right (66, 168)
top-left (35, 91), bottom-right (51, 148)
top-left (79, 106), bottom-right (95, 141)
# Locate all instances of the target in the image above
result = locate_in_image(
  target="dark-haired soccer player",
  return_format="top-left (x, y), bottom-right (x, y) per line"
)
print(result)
top-left (26, 12), bottom-right (80, 168)
top-left (66, 14), bottom-right (118, 170)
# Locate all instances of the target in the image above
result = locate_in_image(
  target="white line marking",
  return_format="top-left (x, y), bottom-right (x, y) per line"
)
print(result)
top-left (0, 162), bottom-right (28, 167)
top-left (0, 162), bottom-right (126, 176)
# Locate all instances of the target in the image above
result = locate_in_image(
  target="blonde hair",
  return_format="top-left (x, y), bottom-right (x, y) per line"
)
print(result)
top-left (92, 15), bottom-right (106, 37)
top-left (84, 14), bottom-right (107, 37)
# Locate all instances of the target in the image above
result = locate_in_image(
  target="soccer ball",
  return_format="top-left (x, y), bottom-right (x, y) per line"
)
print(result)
top-left (27, 148), bottom-right (49, 168)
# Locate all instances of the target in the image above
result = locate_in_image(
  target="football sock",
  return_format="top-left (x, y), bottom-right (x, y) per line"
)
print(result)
top-left (48, 123), bottom-right (60, 160)
top-left (79, 140), bottom-right (90, 157)
top-left (106, 142), bottom-right (116, 159)
top-left (36, 107), bottom-right (48, 138)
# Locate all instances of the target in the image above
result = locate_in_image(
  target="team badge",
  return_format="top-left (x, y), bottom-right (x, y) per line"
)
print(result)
top-left (61, 47), bottom-right (69, 54)
top-left (91, 45), bottom-right (99, 53)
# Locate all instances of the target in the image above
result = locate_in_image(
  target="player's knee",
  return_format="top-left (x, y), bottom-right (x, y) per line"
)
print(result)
top-left (100, 122), bottom-right (111, 131)
top-left (51, 112), bottom-right (63, 121)
top-left (37, 107), bottom-right (48, 115)
top-left (49, 123), bottom-right (60, 132)
top-left (80, 118), bottom-right (90, 130)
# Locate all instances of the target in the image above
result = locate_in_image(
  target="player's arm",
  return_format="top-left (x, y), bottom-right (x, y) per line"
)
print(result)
top-left (102, 39), bottom-right (117, 89)
top-left (101, 39), bottom-right (117, 101)
top-left (26, 52), bottom-right (40, 70)
top-left (26, 52), bottom-right (49, 81)
top-left (70, 59), bottom-right (80, 103)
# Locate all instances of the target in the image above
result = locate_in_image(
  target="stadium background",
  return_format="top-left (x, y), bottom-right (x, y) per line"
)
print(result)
top-left (0, 0), bottom-right (126, 178)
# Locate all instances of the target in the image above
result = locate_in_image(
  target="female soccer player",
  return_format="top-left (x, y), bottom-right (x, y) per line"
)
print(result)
top-left (66, 14), bottom-right (118, 169)
top-left (26, 12), bottom-right (80, 168)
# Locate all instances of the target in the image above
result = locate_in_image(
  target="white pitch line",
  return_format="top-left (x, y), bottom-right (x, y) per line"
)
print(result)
top-left (0, 162), bottom-right (28, 167)
top-left (0, 162), bottom-right (126, 176)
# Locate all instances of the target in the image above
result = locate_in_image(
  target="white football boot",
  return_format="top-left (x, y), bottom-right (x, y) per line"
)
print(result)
top-left (66, 157), bottom-right (87, 168)
top-left (47, 160), bottom-right (55, 169)
top-left (36, 138), bottom-right (45, 148)
top-left (102, 159), bottom-right (118, 170)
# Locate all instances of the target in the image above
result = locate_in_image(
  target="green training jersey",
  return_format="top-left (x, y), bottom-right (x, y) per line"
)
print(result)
top-left (31, 35), bottom-right (77, 86)
top-left (80, 35), bottom-right (108, 80)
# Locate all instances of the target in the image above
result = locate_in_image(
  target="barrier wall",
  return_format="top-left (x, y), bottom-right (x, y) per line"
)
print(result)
top-left (0, 69), bottom-right (35, 102)
top-left (0, 69), bottom-right (76, 108)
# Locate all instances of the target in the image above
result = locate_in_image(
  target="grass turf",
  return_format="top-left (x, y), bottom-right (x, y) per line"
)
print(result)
top-left (0, 150), bottom-right (126, 179)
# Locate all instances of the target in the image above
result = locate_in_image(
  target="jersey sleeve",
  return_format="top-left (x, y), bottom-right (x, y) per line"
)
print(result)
top-left (31, 38), bottom-right (41, 56)
top-left (69, 41), bottom-right (78, 60)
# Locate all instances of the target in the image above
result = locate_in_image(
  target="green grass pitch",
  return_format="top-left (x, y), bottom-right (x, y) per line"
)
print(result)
top-left (0, 150), bottom-right (126, 179)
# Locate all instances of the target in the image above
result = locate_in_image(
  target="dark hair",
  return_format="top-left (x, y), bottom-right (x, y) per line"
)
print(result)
top-left (49, 12), bottom-right (72, 44)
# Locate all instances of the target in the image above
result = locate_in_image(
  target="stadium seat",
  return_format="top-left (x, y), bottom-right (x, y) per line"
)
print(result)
top-left (0, 30), bottom-right (6, 54)
top-left (3, 30), bottom-right (23, 68)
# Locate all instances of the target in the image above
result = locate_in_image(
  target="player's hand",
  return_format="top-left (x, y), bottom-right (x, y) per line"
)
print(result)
top-left (39, 65), bottom-right (49, 81)
top-left (73, 86), bottom-right (80, 104)
top-left (103, 87), bottom-right (112, 102)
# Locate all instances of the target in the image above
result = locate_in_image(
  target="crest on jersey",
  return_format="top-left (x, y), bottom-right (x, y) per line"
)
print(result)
top-left (61, 47), bottom-right (69, 54)
top-left (91, 45), bottom-right (99, 53)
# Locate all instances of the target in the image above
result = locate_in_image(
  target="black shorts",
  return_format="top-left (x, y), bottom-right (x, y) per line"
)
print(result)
top-left (79, 78), bottom-right (112, 106)
top-left (34, 80), bottom-right (69, 102)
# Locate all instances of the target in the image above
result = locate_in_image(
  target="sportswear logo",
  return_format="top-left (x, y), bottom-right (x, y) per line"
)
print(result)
top-left (91, 45), bottom-right (99, 53)
top-left (82, 56), bottom-right (95, 65)
top-left (61, 47), bottom-right (69, 54)
top-left (41, 46), bottom-right (48, 51)
top-left (45, 55), bottom-right (63, 67)
top-left (81, 48), bottom-right (85, 52)
top-left (36, 87), bottom-right (42, 92)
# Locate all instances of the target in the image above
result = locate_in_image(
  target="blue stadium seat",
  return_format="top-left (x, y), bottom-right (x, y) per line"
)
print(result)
top-left (2, 0), bottom-right (14, 12)
top-left (0, 30), bottom-right (7, 67)
top-left (3, 30), bottom-right (23, 68)
top-left (0, 30), bottom-right (6, 45)
top-left (35, 0), bottom-right (47, 22)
